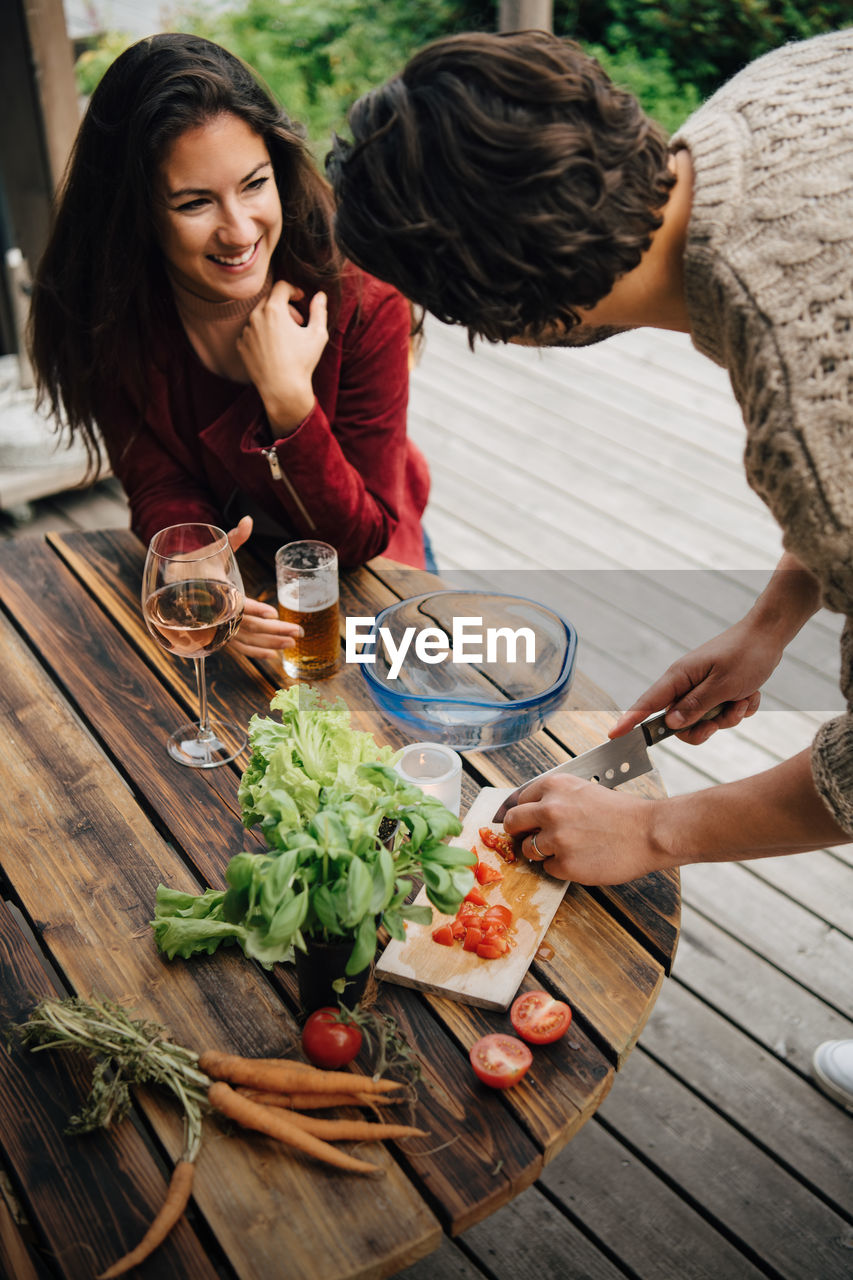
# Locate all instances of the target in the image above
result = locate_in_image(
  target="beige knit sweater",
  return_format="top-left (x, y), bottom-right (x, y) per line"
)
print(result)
top-left (671, 27), bottom-right (853, 835)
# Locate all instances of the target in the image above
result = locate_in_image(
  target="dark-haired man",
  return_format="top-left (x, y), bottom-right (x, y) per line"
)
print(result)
top-left (329, 30), bottom-right (853, 1107)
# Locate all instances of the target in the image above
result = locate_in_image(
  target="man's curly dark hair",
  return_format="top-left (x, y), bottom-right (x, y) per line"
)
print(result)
top-left (328, 30), bottom-right (676, 344)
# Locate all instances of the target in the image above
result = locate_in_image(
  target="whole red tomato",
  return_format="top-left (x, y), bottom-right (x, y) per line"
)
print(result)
top-left (301, 1007), bottom-right (363, 1069)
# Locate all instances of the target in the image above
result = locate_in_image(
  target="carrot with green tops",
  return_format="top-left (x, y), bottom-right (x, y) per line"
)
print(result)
top-left (207, 1082), bottom-right (381, 1174)
top-left (96, 1160), bottom-right (195, 1279)
top-left (199, 1050), bottom-right (402, 1095)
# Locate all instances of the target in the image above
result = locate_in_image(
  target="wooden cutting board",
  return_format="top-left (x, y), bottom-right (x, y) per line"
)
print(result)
top-left (376, 787), bottom-right (571, 1011)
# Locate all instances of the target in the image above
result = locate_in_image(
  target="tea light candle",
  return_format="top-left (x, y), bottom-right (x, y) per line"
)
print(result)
top-left (394, 741), bottom-right (462, 816)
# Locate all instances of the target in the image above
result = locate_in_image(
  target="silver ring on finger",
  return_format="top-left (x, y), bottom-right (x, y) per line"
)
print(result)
top-left (529, 832), bottom-right (547, 861)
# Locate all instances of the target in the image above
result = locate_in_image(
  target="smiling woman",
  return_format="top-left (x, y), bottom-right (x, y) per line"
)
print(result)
top-left (156, 115), bottom-right (283, 306)
top-left (29, 34), bottom-right (431, 660)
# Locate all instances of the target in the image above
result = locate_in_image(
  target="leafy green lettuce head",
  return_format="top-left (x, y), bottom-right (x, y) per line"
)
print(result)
top-left (237, 686), bottom-right (397, 843)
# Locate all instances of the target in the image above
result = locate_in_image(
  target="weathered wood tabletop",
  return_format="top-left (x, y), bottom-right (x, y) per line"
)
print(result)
top-left (0, 529), bottom-right (678, 1280)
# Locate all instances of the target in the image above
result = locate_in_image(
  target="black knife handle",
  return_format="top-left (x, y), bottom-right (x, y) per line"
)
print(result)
top-left (640, 704), bottom-right (725, 746)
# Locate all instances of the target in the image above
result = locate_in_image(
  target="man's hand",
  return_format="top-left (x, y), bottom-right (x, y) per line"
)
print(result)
top-left (502, 773), bottom-right (664, 885)
top-left (503, 749), bottom-right (851, 886)
top-left (610, 551), bottom-right (822, 745)
top-left (608, 617), bottom-right (770, 745)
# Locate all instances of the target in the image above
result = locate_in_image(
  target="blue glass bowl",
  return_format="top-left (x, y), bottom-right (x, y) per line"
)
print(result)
top-left (358, 591), bottom-right (577, 750)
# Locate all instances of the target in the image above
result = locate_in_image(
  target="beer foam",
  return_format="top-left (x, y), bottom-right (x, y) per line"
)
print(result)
top-left (278, 583), bottom-right (337, 613)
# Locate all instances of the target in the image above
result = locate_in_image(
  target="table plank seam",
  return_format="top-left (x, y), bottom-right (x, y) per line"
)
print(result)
top-left (585, 885), bottom-right (676, 975)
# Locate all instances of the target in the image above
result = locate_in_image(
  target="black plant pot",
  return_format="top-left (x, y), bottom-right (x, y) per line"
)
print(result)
top-left (294, 937), bottom-right (374, 1014)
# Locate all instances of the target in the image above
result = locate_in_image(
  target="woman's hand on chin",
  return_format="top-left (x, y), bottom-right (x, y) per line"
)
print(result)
top-left (237, 280), bottom-right (327, 433)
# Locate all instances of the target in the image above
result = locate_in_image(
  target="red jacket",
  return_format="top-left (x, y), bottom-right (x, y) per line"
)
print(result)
top-left (102, 268), bottom-right (430, 568)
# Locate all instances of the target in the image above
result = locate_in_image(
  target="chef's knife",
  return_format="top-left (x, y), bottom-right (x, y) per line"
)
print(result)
top-left (492, 705), bottom-right (723, 822)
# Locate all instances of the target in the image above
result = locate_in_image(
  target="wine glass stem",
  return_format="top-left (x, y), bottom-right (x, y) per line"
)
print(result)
top-left (193, 657), bottom-right (214, 743)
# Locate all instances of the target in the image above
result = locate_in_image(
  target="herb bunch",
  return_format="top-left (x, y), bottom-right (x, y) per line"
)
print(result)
top-left (16, 997), bottom-right (209, 1162)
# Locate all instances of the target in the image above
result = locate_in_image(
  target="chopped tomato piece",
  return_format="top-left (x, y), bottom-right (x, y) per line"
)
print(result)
top-left (431, 924), bottom-right (454, 946)
top-left (477, 938), bottom-right (509, 958)
top-left (482, 905), bottom-right (513, 928)
top-left (456, 906), bottom-right (484, 927)
top-left (475, 861), bottom-right (503, 885)
top-left (469, 1034), bottom-right (532, 1088)
top-left (462, 926), bottom-right (483, 952)
top-left (510, 991), bottom-right (572, 1044)
top-left (450, 920), bottom-right (467, 940)
top-left (463, 886), bottom-right (488, 906)
top-left (478, 827), bottom-right (517, 863)
top-left (482, 921), bottom-right (508, 938)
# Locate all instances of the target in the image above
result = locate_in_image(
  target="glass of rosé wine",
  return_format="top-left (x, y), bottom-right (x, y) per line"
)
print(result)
top-left (142, 523), bottom-right (246, 767)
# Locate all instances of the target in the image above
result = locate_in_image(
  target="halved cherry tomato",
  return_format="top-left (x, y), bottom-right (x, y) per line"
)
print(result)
top-left (301, 1008), bottom-right (363, 1069)
top-left (469, 1034), bottom-right (532, 1088)
top-left (463, 887), bottom-right (488, 906)
top-left (478, 827), bottom-right (517, 863)
top-left (431, 924), bottom-right (454, 946)
top-left (477, 938), bottom-right (509, 958)
top-left (462, 926), bottom-right (483, 952)
top-left (482, 905), bottom-right (513, 928)
top-left (510, 991), bottom-right (572, 1044)
top-left (475, 861), bottom-right (503, 885)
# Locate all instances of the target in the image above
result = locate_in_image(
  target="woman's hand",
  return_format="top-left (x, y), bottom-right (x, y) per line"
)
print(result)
top-left (226, 516), bottom-right (302, 659)
top-left (236, 280), bottom-right (328, 433)
top-left (231, 598), bottom-right (302, 660)
top-left (503, 774), bottom-right (663, 885)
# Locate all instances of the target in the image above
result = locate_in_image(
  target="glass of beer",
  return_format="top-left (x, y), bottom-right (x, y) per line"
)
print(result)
top-left (276, 540), bottom-right (340, 679)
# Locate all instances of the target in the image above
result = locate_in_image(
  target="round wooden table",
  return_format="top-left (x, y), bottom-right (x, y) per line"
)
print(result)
top-left (0, 531), bottom-right (677, 1280)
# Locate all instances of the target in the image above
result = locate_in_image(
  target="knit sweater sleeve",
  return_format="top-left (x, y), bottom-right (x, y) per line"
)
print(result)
top-left (726, 291), bottom-right (853, 837)
top-left (673, 29), bottom-right (853, 835)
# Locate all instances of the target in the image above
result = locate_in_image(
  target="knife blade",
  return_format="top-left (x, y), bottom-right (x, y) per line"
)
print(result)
top-left (492, 705), bottom-right (723, 822)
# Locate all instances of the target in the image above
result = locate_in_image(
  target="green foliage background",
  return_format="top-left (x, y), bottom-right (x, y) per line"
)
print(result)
top-left (74, 1), bottom-right (850, 146)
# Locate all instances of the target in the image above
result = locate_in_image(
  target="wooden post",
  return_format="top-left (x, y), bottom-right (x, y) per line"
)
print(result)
top-left (0, 0), bottom-right (78, 354)
top-left (498, 0), bottom-right (553, 32)
top-left (20, 0), bottom-right (79, 191)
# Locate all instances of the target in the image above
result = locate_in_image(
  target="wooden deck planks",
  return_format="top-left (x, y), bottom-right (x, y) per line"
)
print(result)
top-left (592, 1050), bottom-right (853, 1280)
